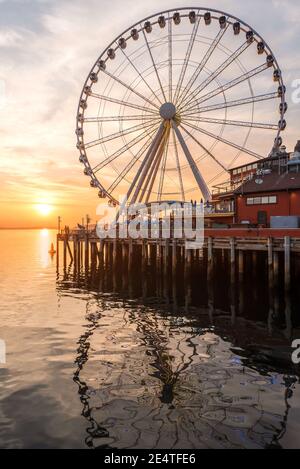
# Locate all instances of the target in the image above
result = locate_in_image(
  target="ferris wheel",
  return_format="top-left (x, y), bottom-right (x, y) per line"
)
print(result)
top-left (76, 7), bottom-right (287, 206)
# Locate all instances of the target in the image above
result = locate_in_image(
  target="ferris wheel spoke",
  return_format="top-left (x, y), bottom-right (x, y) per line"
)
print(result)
top-left (180, 124), bottom-right (228, 173)
top-left (157, 136), bottom-right (169, 202)
top-left (85, 120), bottom-right (159, 149)
top-left (119, 46), bottom-right (163, 105)
top-left (84, 115), bottom-right (159, 123)
top-left (168, 15), bottom-right (172, 102)
top-left (172, 127), bottom-right (185, 201)
top-left (128, 123), bottom-right (166, 204)
top-left (141, 28), bottom-right (167, 102)
top-left (182, 116), bottom-right (279, 130)
top-left (208, 169), bottom-right (229, 185)
top-left (92, 121), bottom-right (159, 172)
top-left (108, 131), bottom-right (156, 193)
top-left (179, 40), bottom-right (251, 111)
top-left (89, 92), bottom-right (158, 115)
top-left (172, 121), bottom-right (211, 201)
top-left (100, 68), bottom-right (160, 110)
top-left (176, 25), bottom-right (229, 108)
top-left (184, 121), bottom-right (264, 160)
top-left (173, 13), bottom-right (201, 105)
top-left (145, 126), bottom-right (171, 203)
top-left (182, 92), bottom-right (279, 116)
top-left (183, 63), bottom-right (270, 114)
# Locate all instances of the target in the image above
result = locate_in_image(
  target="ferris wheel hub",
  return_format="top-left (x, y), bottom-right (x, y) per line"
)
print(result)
top-left (159, 102), bottom-right (177, 120)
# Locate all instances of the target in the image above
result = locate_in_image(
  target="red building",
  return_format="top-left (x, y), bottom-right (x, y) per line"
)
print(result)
top-left (208, 141), bottom-right (300, 228)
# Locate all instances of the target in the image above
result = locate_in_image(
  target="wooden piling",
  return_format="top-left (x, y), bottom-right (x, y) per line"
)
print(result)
top-left (238, 250), bottom-right (244, 275)
top-left (113, 239), bottom-right (117, 265)
top-left (273, 250), bottom-right (279, 318)
top-left (63, 238), bottom-right (67, 269)
top-left (164, 240), bottom-right (169, 277)
top-left (229, 238), bottom-right (236, 319)
top-left (172, 241), bottom-right (177, 272)
top-left (128, 239), bottom-right (133, 271)
top-left (284, 236), bottom-right (291, 293)
top-left (267, 237), bottom-right (274, 325)
top-left (98, 239), bottom-right (104, 265)
top-left (85, 234), bottom-right (89, 267)
top-left (207, 237), bottom-right (213, 279)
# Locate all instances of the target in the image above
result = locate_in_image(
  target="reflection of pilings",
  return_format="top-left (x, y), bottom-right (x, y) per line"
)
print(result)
top-left (73, 308), bottom-right (109, 448)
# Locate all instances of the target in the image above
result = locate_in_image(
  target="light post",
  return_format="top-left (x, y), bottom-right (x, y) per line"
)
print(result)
top-left (86, 214), bottom-right (91, 232)
top-left (58, 216), bottom-right (61, 234)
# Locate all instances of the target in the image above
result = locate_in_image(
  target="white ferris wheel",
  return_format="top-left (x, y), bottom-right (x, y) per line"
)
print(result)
top-left (76, 7), bottom-right (287, 206)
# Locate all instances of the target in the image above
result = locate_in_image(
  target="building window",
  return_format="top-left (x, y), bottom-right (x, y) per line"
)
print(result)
top-left (246, 195), bottom-right (277, 205)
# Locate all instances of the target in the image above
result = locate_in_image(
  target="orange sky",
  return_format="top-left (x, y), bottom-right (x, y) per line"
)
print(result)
top-left (0, 0), bottom-right (299, 229)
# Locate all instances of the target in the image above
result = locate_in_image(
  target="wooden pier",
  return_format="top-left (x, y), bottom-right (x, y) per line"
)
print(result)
top-left (56, 227), bottom-right (300, 337)
top-left (57, 229), bottom-right (300, 292)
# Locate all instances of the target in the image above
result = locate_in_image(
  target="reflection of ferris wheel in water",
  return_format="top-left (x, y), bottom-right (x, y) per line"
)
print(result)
top-left (76, 7), bottom-right (287, 206)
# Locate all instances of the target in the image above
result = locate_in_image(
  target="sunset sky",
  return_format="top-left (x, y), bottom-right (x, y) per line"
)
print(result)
top-left (0, 0), bottom-right (300, 228)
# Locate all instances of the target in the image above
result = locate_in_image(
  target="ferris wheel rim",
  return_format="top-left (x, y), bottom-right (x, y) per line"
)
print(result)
top-left (76, 6), bottom-right (287, 205)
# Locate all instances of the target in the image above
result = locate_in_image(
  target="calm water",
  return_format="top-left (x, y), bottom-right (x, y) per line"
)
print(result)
top-left (0, 229), bottom-right (300, 449)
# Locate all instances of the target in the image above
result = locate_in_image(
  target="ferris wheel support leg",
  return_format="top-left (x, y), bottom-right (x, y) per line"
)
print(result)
top-left (144, 126), bottom-right (171, 204)
top-left (129, 123), bottom-right (166, 205)
top-left (172, 121), bottom-right (211, 202)
top-left (138, 140), bottom-right (164, 204)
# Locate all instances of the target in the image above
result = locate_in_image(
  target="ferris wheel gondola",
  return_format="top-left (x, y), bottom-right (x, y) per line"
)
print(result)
top-left (76, 7), bottom-right (287, 205)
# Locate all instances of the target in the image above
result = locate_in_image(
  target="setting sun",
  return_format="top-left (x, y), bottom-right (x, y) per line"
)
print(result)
top-left (35, 204), bottom-right (53, 216)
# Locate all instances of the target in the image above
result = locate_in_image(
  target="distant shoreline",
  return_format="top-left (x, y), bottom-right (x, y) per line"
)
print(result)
top-left (0, 227), bottom-right (57, 230)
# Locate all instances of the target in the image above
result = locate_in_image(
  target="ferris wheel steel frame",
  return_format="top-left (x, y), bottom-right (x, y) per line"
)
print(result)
top-left (76, 7), bottom-right (287, 206)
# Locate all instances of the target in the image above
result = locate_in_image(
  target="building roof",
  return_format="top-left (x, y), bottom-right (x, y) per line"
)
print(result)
top-left (234, 171), bottom-right (300, 195)
top-left (229, 152), bottom-right (289, 173)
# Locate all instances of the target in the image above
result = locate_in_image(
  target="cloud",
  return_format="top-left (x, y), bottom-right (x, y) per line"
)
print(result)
top-left (0, 0), bottom-right (299, 226)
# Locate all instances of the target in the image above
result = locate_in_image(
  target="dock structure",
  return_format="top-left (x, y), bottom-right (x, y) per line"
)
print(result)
top-left (56, 227), bottom-right (300, 336)
top-left (57, 228), bottom-right (300, 291)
